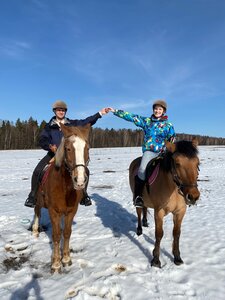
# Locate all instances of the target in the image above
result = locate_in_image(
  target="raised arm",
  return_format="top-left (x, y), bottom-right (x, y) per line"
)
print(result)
top-left (109, 108), bottom-right (147, 128)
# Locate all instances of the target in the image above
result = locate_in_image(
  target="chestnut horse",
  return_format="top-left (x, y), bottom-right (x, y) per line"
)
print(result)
top-left (129, 139), bottom-right (200, 268)
top-left (32, 123), bottom-right (90, 273)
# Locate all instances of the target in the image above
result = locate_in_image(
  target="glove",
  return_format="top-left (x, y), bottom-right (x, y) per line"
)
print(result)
top-left (49, 144), bottom-right (57, 153)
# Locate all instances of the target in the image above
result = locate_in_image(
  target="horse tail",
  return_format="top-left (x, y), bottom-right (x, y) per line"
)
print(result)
top-left (55, 137), bottom-right (65, 168)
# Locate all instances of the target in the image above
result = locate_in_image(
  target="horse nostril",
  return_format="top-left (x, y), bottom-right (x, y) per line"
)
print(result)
top-left (189, 192), bottom-right (200, 202)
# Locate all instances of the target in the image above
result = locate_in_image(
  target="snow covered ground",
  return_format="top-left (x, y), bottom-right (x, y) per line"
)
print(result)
top-left (0, 146), bottom-right (225, 300)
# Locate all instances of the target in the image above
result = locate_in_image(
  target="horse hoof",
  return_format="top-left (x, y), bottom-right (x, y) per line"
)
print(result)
top-left (174, 257), bottom-right (184, 265)
top-left (142, 219), bottom-right (149, 227)
top-left (51, 266), bottom-right (62, 274)
top-left (136, 227), bottom-right (142, 236)
top-left (32, 231), bottom-right (39, 238)
top-left (151, 258), bottom-right (161, 268)
top-left (51, 261), bottom-right (62, 274)
top-left (62, 260), bottom-right (72, 267)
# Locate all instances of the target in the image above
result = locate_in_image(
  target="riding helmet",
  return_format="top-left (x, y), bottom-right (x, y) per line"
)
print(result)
top-left (152, 100), bottom-right (167, 112)
top-left (52, 100), bottom-right (68, 112)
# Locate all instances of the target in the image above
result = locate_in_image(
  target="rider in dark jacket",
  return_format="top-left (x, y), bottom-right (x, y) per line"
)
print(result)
top-left (25, 100), bottom-right (110, 208)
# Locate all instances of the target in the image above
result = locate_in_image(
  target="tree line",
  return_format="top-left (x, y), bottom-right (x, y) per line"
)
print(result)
top-left (0, 118), bottom-right (225, 150)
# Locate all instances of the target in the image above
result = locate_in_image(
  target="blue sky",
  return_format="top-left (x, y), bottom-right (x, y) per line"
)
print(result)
top-left (1, 0), bottom-right (225, 138)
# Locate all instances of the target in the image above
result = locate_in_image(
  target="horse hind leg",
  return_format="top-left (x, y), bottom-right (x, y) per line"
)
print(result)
top-left (136, 207), bottom-right (148, 236)
top-left (142, 206), bottom-right (148, 227)
top-left (32, 205), bottom-right (41, 237)
top-left (136, 207), bottom-right (143, 236)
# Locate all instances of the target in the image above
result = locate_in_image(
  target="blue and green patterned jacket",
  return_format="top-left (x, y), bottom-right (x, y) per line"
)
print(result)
top-left (114, 110), bottom-right (176, 153)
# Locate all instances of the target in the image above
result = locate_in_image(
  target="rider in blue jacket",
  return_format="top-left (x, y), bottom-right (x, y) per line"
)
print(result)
top-left (110, 100), bottom-right (176, 207)
top-left (25, 100), bottom-right (110, 208)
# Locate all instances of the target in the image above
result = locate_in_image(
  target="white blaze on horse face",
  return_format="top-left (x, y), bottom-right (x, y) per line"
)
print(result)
top-left (73, 136), bottom-right (86, 187)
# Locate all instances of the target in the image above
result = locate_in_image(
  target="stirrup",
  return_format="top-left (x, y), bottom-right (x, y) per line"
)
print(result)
top-left (80, 194), bottom-right (92, 206)
top-left (134, 196), bottom-right (144, 208)
top-left (24, 196), bottom-right (35, 208)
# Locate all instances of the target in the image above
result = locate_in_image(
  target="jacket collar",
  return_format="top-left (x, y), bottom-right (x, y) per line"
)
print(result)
top-left (49, 116), bottom-right (70, 127)
top-left (151, 114), bottom-right (168, 122)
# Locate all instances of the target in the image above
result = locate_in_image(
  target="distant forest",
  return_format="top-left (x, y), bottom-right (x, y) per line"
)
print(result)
top-left (0, 118), bottom-right (225, 150)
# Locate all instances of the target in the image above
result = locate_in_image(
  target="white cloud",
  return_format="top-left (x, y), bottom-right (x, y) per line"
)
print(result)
top-left (0, 39), bottom-right (31, 59)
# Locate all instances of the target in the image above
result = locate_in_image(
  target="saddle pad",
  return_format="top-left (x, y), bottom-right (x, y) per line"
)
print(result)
top-left (147, 163), bottom-right (160, 185)
top-left (40, 163), bottom-right (54, 187)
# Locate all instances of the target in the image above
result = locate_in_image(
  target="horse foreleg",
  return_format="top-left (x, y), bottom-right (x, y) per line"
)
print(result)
top-left (62, 210), bottom-right (77, 267)
top-left (49, 210), bottom-right (62, 273)
top-left (172, 210), bottom-right (185, 265)
top-left (136, 207), bottom-right (143, 236)
top-left (151, 210), bottom-right (164, 268)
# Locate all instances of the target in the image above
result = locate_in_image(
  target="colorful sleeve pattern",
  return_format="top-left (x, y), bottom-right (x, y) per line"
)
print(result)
top-left (113, 110), bottom-right (149, 129)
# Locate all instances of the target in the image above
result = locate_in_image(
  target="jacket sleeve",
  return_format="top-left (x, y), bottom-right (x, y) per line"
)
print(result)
top-left (39, 126), bottom-right (52, 151)
top-left (167, 123), bottom-right (176, 143)
top-left (70, 112), bottom-right (102, 127)
top-left (113, 110), bottom-right (147, 128)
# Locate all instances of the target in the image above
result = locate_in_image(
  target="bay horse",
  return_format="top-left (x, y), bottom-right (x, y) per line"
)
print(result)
top-left (129, 139), bottom-right (200, 268)
top-left (32, 123), bottom-right (90, 273)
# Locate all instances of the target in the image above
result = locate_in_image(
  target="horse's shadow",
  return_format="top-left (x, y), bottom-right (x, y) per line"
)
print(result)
top-left (10, 273), bottom-right (44, 300)
top-left (92, 193), bottom-right (157, 264)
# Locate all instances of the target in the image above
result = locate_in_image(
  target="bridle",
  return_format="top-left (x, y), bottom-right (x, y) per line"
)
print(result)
top-left (171, 153), bottom-right (199, 196)
top-left (64, 160), bottom-right (90, 175)
top-left (63, 138), bottom-right (90, 175)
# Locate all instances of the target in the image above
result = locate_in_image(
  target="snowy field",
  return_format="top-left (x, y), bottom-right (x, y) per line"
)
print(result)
top-left (0, 146), bottom-right (225, 300)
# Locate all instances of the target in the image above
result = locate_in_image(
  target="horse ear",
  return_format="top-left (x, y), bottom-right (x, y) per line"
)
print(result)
top-left (165, 140), bottom-right (176, 153)
top-left (81, 123), bottom-right (91, 138)
top-left (60, 123), bottom-right (73, 137)
top-left (192, 137), bottom-right (198, 147)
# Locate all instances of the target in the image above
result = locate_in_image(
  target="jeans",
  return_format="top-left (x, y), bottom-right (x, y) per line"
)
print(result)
top-left (138, 151), bottom-right (158, 181)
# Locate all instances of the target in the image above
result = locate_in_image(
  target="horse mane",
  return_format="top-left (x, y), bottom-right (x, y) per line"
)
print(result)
top-left (175, 140), bottom-right (199, 158)
top-left (55, 137), bottom-right (65, 168)
top-left (161, 140), bottom-right (198, 172)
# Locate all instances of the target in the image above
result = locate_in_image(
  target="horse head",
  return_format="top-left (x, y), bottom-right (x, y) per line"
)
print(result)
top-left (55, 123), bottom-right (90, 190)
top-left (165, 138), bottom-right (200, 205)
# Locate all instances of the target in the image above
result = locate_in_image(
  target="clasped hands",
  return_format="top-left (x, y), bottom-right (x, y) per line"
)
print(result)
top-left (100, 107), bottom-right (115, 115)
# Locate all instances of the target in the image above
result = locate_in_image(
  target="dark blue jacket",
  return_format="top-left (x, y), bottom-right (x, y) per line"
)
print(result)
top-left (39, 112), bottom-right (101, 153)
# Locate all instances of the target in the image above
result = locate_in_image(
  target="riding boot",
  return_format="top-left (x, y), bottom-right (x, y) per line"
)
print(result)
top-left (24, 171), bottom-right (39, 208)
top-left (24, 191), bottom-right (36, 208)
top-left (80, 190), bottom-right (92, 206)
top-left (134, 175), bottom-right (145, 208)
top-left (25, 153), bottom-right (52, 208)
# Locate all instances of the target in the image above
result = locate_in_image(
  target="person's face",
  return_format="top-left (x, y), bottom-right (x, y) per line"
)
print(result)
top-left (55, 108), bottom-right (66, 119)
top-left (153, 105), bottom-right (164, 118)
